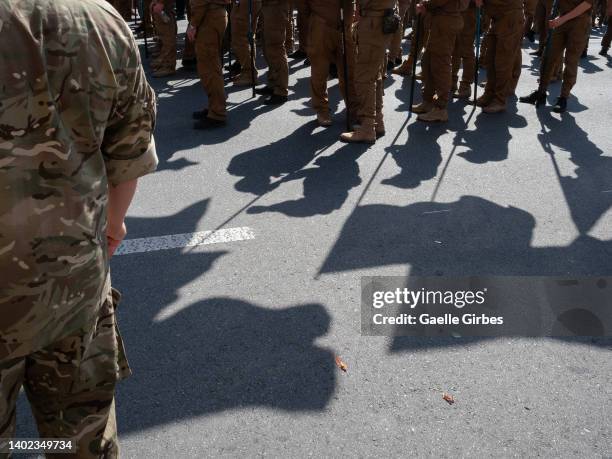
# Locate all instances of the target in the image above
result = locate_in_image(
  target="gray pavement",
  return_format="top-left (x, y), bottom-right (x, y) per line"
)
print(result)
top-left (16, 22), bottom-right (612, 458)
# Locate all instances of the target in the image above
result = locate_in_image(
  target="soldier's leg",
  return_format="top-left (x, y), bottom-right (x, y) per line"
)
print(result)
top-left (341, 16), bottom-right (386, 143)
top-left (182, 1), bottom-right (196, 66)
top-left (480, 31), bottom-right (497, 104)
top-left (195, 7), bottom-right (229, 121)
top-left (389, 0), bottom-right (411, 62)
top-left (308, 16), bottom-right (334, 119)
top-left (602, 16), bottom-right (612, 53)
top-left (0, 358), bottom-right (26, 441)
top-left (262, 3), bottom-right (289, 97)
top-left (23, 288), bottom-right (130, 459)
top-left (560, 16), bottom-right (591, 98)
top-left (153, 12), bottom-right (177, 75)
top-left (336, 8), bottom-right (359, 122)
top-left (537, 28), bottom-right (568, 92)
top-left (285, 4), bottom-right (294, 55)
top-left (294, 0), bottom-right (310, 53)
top-left (489, 11), bottom-right (524, 107)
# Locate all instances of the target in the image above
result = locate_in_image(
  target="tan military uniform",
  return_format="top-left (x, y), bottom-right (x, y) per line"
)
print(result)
top-left (231, 0), bottom-right (262, 85)
top-left (191, 0), bottom-right (230, 120)
top-left (0, 0), bottom-right (157, 455)
top-left (307, 0), bottom-right (358, 123)
top-left (540, 0), bottom-right (593, 97)
top-left (480, 0), bottom-right (524, 108)
top-left (389, 0), bottom-right (412, 62)
top-left (262, 0), bottom-right (290, 96)
top-left (419, 0), bottom-right (464, 114)
top-left (354, 0), bottom-right (395, 130)
top-left (392, 1), bottom-right (431, 77)
top-left (152, 0), bottom-right (178, 75)
top-left (294, 0), bottom-right (311, 52)
top-left (452, 1), bottom-right (477, 95)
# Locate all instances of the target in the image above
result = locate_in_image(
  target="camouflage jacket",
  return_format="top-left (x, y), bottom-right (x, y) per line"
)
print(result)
top-left (0, 0), bottom-right (158, 360)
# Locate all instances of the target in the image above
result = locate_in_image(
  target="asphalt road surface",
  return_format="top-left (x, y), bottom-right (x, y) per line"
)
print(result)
top-left (16, 21), bottom-right (612, 458)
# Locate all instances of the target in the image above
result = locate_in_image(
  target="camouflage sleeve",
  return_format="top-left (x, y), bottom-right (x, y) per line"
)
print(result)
top-left (101, 32), bottom-right (158, 186)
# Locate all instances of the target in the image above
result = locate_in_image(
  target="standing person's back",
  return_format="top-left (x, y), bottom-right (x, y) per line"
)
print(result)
top-left (0, 0), bottom-right (157, 455)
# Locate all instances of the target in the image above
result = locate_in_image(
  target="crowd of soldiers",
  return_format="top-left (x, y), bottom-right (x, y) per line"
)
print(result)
top-left (107, 0), bottom-right (611, 144)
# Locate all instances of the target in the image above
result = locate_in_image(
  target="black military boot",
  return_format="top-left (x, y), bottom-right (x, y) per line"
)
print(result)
top-left (519, 89), bottom-right (546, 107)
top-left (553, 96), bottom-right (567, 113)
top-left (600, 46), bottom-right (609, 56)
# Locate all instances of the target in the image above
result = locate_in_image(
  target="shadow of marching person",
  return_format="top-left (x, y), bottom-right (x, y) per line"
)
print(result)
top-left (536, 108), bottom-right (612, 237)
top-left (246, 143), bottom-right (368, 217)
top-left (455, 104), bottom-right (527, 164)
top-left (103, 200), bottom-right (336, 432)
top-left (227, 121), bottom-right (339, 196)
top-left (381, 121), bottom-right (445, 190)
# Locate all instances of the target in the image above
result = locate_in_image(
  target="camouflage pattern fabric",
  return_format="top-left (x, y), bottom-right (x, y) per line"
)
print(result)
top-left (0, 287), bottom-right (130, 458)
top-left (0, 0), bottom-right (157, 361)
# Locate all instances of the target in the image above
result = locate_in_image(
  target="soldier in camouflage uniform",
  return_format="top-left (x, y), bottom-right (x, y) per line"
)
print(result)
top-left (0, 0), bottom-right (158, 457)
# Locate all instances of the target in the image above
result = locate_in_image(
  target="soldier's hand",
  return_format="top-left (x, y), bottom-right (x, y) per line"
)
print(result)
top-left (187, 24), bottom-right (197, 42)
top-left (416, 3), bottom-right (426, 15)
top-left (548, 17), bottom-right (563, 29)
top-left (107, 222), bottom-right (127, 257)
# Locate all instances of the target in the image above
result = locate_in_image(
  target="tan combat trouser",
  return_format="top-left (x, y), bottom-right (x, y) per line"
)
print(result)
top-left (404, 12), bottom-right (431, 70)
top-left (389, 0), bottom-right (411, 61)
top-left (153, 9), bottom-right (177, 70)
top-left (231, 0), bottom-right (262, 75)
top-left (293, 0), bottom-right (310, 52)
top-left (196, 6), bottom-right (229, 120)
top-left (540, 14), bottom-right (591, 97)
top-left (183, 1), bottom-right (196, 61)
top-left (482, 9), bottom-right (524, 105)
top-left (354, 15), bottom-right (391, 121)
top-left (479, 13), bottom-right (491, 67)
top-left (603, 15), bottom-right (612, 49)
top-left (262, 1), bottom-right (290, 96)
top-left (534, 0), bottom-right (550, 52)
top-left (0, 288), bottom-right (129, 459)
top-left (421, 14), bottom-right (463, 109)
top-left (308, 12), bottom-right (358, 119)
top-left (285, 5), bottom-right (294, 53)
top-left (452, 6), bottom-right (477, 88)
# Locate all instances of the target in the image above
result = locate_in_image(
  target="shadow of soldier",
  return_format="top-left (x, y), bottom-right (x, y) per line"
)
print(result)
top-left (104, 200), bottom-right (336, 431)
top-left (382, 121), bottom-right (445, 189)
top-left (455, 104), bottom-right (527, 164)
top-left (227, 121), bottom-right (339, 196)
top-left (246, 143), bottom-right (368, 217)
top-left (115, 295), bottom-right (335, 432)
top-left (536, 109), bottom-right (612, 237)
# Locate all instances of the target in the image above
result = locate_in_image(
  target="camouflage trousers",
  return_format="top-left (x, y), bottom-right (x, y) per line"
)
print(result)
top-left (0, 288), bottom-right (130, 459)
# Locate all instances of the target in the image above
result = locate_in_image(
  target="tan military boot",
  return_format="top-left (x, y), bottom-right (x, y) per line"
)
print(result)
top-left (411, 101), bottom-right (434, 114)
top-left (375, 113), bottom-right (385, 137)
top-left (317, 112), bottom-right (332, 127)
top-left (391, 59), bottom-right (412, 77)
top-left (152, 68), bottom-right (176, 78)
top-left (454, 83), bottom-right (471, 99)
top-left (475, 94), bottom-right (493, 107)
top-left (233, 72), bottom-right (259, 87)
top-left (340, 119), bottom-right (376, 144)
top-left (482, 102), bottom-right (506, 114)
top-left (417, 107), bottom-right (448, 122)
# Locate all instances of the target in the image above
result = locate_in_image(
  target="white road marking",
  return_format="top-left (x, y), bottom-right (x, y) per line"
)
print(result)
top-left (115, 226), bottom-right (255, 255)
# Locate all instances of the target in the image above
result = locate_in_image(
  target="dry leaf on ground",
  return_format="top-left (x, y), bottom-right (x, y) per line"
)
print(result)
top-left (335, 356), bottom-right (348, 372)
top-left (442, 392), bottom-right (455, 405)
